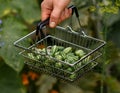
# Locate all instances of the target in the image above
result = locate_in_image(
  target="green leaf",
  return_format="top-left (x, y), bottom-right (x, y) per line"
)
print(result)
top-left (0, 0), bottom-right (40, 23)
top-left (0, 0), bottom-right (12, 17)
top-left (0, 15), bottom-right (28, 72)
top-left (105, 76), bottom-right (120, 93)
top-left (0, 61), bottom-right (26, 93)
top-left (11, 0), bottom-right (40, 23)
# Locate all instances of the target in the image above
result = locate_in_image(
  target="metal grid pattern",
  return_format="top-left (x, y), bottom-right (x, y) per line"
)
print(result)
top-left (14, 26), bottom-right (106, 82)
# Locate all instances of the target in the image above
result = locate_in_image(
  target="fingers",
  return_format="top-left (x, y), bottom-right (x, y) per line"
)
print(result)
top-left (41, 9), bottom-right (51, 21)
top-left (49, 7), bottom-right (62, 28)
top-left (41, 0), bottom-right (72, 28)
top-left (41, 1), bottom-right (52, 21)
top-left (50, 8), bottom-right (72, 28)
top-left (58, 8), bottom-right (72, 23)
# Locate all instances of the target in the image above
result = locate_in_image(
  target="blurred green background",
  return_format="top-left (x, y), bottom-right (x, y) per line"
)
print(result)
top-left (0, 0), bottom-right (120, 93)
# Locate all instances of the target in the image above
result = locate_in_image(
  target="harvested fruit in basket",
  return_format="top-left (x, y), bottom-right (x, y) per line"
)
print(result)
top-left (28, 45), bottom-right (87, 63)
top-left (75, 49), bottom-right (85, 57)
top-left (27, 45), bottom-right (91, 75)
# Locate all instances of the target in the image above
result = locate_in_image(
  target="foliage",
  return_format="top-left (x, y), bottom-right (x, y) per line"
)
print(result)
top-left (0, 60), bottom-right (26, 93)
top-left (0, 0), bottom-right (40, 93)
top-left (89, 0), bottom-right (120, 14)
top-left (0, 0), bottom-right (40, 70)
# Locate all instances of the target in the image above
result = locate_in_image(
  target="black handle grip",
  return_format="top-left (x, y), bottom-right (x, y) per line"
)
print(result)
top-left (68, 5), bottom-right (79, 17)
top-left (36, 17), bottom-right (49, 36)
top-left (36, 5), bottom-right (79, 36)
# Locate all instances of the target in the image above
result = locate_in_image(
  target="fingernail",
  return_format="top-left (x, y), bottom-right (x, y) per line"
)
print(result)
top-left (50, 22), bottom-right (56, 28)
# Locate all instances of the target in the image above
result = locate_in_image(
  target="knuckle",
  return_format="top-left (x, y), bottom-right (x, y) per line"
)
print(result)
top-left (51, 14), bottom-right (59, 20)
top-left (41, 2), bottom-right (45, 9)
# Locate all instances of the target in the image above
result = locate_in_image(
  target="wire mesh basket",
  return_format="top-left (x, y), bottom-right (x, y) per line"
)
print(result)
top-left (14, 5), bottom-right (106, 82)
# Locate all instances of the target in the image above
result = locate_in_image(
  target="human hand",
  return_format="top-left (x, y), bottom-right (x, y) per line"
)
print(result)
top-left (41, 0), bottom-right (72, 28)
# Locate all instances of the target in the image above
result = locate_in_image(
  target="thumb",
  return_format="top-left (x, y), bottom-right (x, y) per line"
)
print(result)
top-left (49, 8), bottom-right (62, 28)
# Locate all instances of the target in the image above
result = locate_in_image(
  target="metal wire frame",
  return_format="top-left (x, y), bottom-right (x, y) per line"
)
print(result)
top-left (14, 26), bottom-right (106, 82)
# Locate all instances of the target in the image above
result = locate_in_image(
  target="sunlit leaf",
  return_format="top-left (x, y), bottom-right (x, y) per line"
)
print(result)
top-left (11, 0), bottom-right (40, 24)
top-left (0, 0), bottom-right (40, 23)
top-left (0, 0), bottom-right (12, 17)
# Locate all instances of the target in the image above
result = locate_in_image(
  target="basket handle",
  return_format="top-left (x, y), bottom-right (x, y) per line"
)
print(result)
top-left (36, 5), bottom-right (82, 37)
